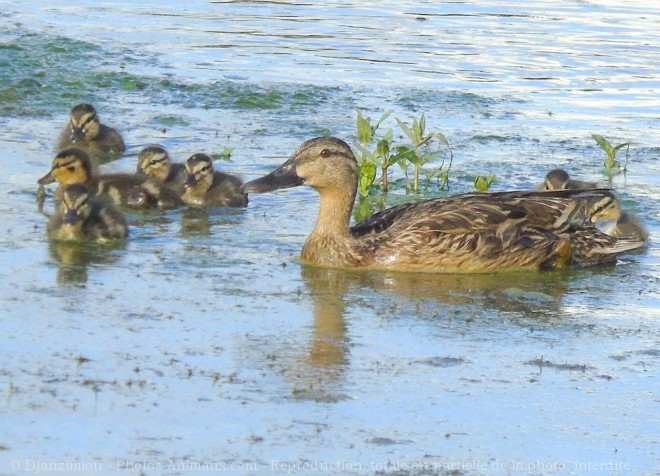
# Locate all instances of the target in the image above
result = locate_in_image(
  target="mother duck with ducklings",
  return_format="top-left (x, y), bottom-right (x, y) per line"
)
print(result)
top-left (242, 137), bottom-right (647, 273)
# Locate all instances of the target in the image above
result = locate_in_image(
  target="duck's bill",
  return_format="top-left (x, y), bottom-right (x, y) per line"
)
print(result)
top-left (38, 170), bottom-right (55, 185)
top-left (63, 209), bottom-right (79, 225)
top-left (240, 161), bottom-right (303, 194)
top-left (183, 174), bottom-right (197, 188)
top-left (69, 127), bottom-right (85, 143)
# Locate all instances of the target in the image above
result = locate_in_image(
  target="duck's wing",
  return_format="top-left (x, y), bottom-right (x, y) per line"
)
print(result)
top-left (351, 189), bottom-right (619, 237)
top-left (352, 189), bottom-right (643, 272)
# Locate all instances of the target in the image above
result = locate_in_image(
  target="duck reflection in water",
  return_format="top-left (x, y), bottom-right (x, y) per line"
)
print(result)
top-left (178, 207), bottom-right (247, 237)
top-left (291, 263), bottom-right (573, 401)
top-left (49, 240), bottom-right (125, 286)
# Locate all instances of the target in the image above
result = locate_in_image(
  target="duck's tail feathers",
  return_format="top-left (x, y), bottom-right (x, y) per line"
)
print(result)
top-left (569, 230), bottom-right (646, 267)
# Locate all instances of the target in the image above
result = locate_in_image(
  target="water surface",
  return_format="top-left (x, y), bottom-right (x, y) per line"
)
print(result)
top-left (0, 1), bottom-right (659, 475)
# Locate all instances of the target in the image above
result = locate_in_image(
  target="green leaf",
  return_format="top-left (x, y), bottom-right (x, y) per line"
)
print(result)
top-left (395, 119), bottom-right (416, 144)
top-left (612, 142), bottom-right (631, 153)
top-left (356, 109), bottom-right (372, 144)
top-left (376, 138), bottom-right (390, 158)
top-left (474, 175), bottom-right (495, 192)
top-left (373, 110), bottom-right (393, 132)
top-left (591, 133), bottom-right (613, 154)
top-left (212, 147), bottom-right (234, 162)
top-left (358, 162), bottom-right (377, 197)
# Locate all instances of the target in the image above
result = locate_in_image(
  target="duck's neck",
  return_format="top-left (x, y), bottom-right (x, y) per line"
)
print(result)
top-left (302, 187), bottom-right (358, 266)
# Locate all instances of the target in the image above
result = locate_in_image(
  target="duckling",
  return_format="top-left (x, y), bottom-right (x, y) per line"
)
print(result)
top-left (613, 211), bottom-right (649, 241)
top-left (124, 180), bottom-right (184, 210)
top-left (136, 145), bottom-right (187, 195)
top-left (58, 103), bottom-right (126, 158)
top-left (47, 183), bottom-right (128, 242)
top-left (543, 168), bottom-right (598, 190)
top-left (241, 137), bottom-right (645, 273)
top-left (38, 147), bottom-right (147, 206)
top-left (541, 168), bottom-right (648, 242)
top-left (181, 153), bottom-right (248, 208)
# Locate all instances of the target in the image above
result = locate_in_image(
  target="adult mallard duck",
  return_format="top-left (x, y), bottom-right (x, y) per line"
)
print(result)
top-left (137, 145), bottom-right (187, 196)
top-left (241, 137), bottom-right (646, 273)
top-left (542, 168), bottom-right (648, 242)
top-left (181, 153), bottom-right (248, 208)
top-left (58, 103), bottom-right (126, 158)
top-left (47, 183), bottom-right (128, 242)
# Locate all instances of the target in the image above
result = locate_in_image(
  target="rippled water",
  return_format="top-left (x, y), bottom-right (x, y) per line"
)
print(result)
top-left (0, 1), bottom-right (659, 475)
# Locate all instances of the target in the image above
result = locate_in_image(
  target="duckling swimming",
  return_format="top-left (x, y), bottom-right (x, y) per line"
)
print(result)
top-left (137, 145), bottom-right (187, 195)
top-left (47, 183), bottom-right (128, 242)
top-left (543, 168), bottom-right (598, 190)
top-left (181, 153), bottom-right (248, 208)
top-left (124, 180), bottom-right (184, 210)
top-left (38, 147), bottom-right (147, 207)
top-left (542, 168), bottom-right (648, 241)
top-left (242, 137), bottom-right (646, 273)
top-left (58, 103), bottom-right (126, 159)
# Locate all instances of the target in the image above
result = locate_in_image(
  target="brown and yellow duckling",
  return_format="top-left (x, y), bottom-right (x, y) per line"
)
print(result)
top-left (47, 183), bottom-right (128, 242)
top-left (38, 147), bottom-right (147, 206)
top-left (136, 145), bottom-right (187, 195)
top-left (181, 153), bottom-right (248, 208)
top-left (39, 147), bottom-right (180, 210)
top-left (58, 103), bottom-right (126, 158)
top-left (242, 137), bottom-right (646, 273)
top-left (542, 168), bottom-right (648, 241)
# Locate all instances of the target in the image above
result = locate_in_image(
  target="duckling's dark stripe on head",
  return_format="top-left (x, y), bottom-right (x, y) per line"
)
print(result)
top-left (591, 196), bottom-right (616, 214)
top-left (54, 158), bottom-right (77, 169)
top-left (149, 156), bottom-right (168, 166)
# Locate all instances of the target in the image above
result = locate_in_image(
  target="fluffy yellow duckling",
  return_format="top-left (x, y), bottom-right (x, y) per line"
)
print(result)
top-left (181, 153), bottom-right (248, 208)
top-left (38, 147), bottom-right (147, 207)
top-left (542, 168), bottom-right (648, 241)
top-left (136, 145), bottom-right (187, 195)
top-left (47, 184), bottom-right (128, 242)
top-left (58, 103), bottom-right (126, 158)
top-left (242, 137), bottom-right (645, 273)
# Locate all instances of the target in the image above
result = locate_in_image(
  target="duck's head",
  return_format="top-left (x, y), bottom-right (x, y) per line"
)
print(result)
top-left (241, 136), bottom-right (358, 196)
top-left (543, 168), bottom-right (570, 190)
top-left (58, 184), bottom-right (92, 226)
top-left (184, 153), bottom-right (214, 189)
top-left (38, 148), bottom-right (94, 186)
top-left (138, 146), bottom-right (171, 181)
top-left (68, 103), bottom-right (100, 143)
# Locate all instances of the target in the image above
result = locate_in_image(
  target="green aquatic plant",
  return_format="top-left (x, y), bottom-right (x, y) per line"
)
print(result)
top-left (395, 113), bottom-right (453, 193)
top-left (353, 110), bottom-right (453, 196)
top-left (591, 133), bottom-right (629, 177)
top-left (211, 147), bottom-right (234, 162)
top-left (354, 109), bottom-right (394, 196)
top-left (474, 175), bottom-right (495, 192)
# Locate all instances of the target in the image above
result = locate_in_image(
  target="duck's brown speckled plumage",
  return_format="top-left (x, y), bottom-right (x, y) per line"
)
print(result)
top-left (242, 137), bottom-right (646, 273)
top-left (542, 167), bottom-right (648, 242)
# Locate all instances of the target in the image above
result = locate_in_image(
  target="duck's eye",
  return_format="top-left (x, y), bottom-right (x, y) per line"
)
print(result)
top-left (320, 149), bottom-right (331, 158)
